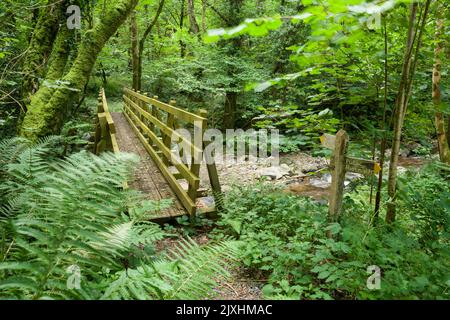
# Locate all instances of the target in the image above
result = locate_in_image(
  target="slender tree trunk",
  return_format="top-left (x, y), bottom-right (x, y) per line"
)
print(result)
top-left (187, 0), bottom-right (200, 34)
top-left (20, 0), bottom-right (138, 140)
top-left (433, 10), bottom-right (450, 164)
top-left (222, 0), bottom-right (243, 129)
top-left (131, 11), bottom-right (140, 90)
top-left (223, 91), bottom-right (237, 129)
top-left (201, 0), bottom-right (207, 32)
top-left (386, 0), bottom-right (431, 223)
top-left (256, 0), bottom-right (265, 15)
top-left (137, 0), bottom-right (165, 90)
top-left (179, 0), bottom-right (186, 57)
top-left (374, 15), bottom-right (389, 221)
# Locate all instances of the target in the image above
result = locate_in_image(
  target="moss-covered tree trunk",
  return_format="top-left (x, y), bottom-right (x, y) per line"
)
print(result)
top-left (21, 0), bottom-right (62, 106)
top-left (23, 24), bottom-right (76, 126)
top-left (45, 23), bottom-right (75, 81)
top-left (20, 0), bottom-right (138, 140)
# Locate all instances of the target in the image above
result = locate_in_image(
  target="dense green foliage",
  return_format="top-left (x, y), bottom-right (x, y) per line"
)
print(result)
top-left (0, 0), bottom-right (449, 301)
top-left (0, 137), bottom-right (237, 299)
top-left (214, 171), bottom-right (449, 299)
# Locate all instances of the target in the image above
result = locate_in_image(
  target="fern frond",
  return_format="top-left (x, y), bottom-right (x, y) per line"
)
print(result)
top-left (162, 238), bottom-right (239, 299)
top-left (0, 149), bottom-right (143, 299)
top-left (101, 238), bottom-right (239, 300)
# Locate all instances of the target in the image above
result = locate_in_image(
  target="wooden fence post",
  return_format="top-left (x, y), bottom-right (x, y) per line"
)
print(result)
top-left (327, 129), bottom-right (349, 235)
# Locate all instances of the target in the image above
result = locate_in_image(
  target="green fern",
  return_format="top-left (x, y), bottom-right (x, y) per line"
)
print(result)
top-left (0, 138), bottom-right (144, 299)
top-left (0, 137), bottom-right (238, 300)
top-left (101, 238), bottom-right (239, 300)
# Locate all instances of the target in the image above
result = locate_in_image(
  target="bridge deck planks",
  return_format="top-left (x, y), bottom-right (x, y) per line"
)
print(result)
top-left (111, 112), bottom-right (185, 220)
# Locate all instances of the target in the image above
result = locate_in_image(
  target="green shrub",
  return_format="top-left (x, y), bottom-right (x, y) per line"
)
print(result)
top-left (216, 177), bottom-right (449, 300)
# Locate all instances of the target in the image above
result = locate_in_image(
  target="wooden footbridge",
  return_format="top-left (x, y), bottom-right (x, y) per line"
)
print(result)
top-left (93, 88), bottom-right (221, 221)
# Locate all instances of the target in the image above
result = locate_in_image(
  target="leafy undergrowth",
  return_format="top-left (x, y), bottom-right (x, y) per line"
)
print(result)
top-left (212, 163), bottom-right (449, 300)
top-left (0, 136), bottom-right (448, 300)
top-left (0, 137), bottom-right (238, 300)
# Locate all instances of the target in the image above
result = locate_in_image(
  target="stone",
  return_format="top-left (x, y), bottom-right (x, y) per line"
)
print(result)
top-left (259, 166), bottom-right (289, 180)
top-left (345, 172), bottom-right (364, 181)
top-left (280, 163), bottom-right (292, 175)
top-left (82, 132), bottom-right (93, 141)
top-left (397, 166), bottom-right (408, 175)
top-left (309, 173), bottom-right (332, 189)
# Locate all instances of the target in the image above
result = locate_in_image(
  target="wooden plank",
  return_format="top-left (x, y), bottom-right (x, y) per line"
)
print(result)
top-left (320, 133), bottom-right (336, 150)
top-left (123, 88), bottom-right (206, 124)
top-left (124, 104), bottom-right (198, 185)
top-left (94, 118), bottom-right (101, 155)
top-left (328, 130), bottom-right (349, 234)
top-left (187, 109), bottom-right (206, 203)
top-left (204, 139), bottom-right (222, 208)
top-left (123, 110), bottom-right (197, 215)
top-left (162, 113), bottom-right (175, 166)
top-left (96, 113), bottom-right (107, 154)
top-left (123, 96), bottom-right (203, 156)
top-left (200, 109), bottom-right (222, 209)
top-left (98, 112), bottom-right (116, 134)
top-left (110, 133), bottom-right (120, 154)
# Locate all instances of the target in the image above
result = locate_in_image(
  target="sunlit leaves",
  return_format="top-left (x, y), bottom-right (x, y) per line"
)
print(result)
top-left (204, 17), bottom-right (283, 43)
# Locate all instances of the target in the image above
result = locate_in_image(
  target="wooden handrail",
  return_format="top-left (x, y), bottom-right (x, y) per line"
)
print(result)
top-left (123, 88), bottom-right (206, 124)
top-left (122, 87), bottom-right (220, 215)
top-left (123, 95), bottom-right (203, 156)
top-left (123, 102), bottom-right (199, 185)
top-left (94, 88), bottom-right (119, 154)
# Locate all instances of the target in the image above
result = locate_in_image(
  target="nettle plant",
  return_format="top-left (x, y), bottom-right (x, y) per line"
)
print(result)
top-left (0, 137), bottom-right (237, 299)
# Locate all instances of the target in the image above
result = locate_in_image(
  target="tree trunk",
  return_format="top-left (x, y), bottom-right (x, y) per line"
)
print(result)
top-left (222, 0), bottom-right (243, 129)
top-left (137, 0), bottom-right (166, 90)
top-left (223, 91), bottom-right (237, 129)
top-left (179, 0), bottom-right (186, 57)
top-left (131, 11), bottom-right (140, 90)
top-left (21, 0), bottom-right (63, 106)
top-left (187, 0), bottom-right (200, 34)
top-left (201, 0), bottom-right (207, 32)
top-left (256, 0), bottom-right (265, 15)
top-left (447, 116), bottom-right (450, 146)
top-left (386, 0), bottom-right (431, 223)
top-left (20, 0), bottom-right (138, 140)
top-left (46, 25), bottom-right (74, 81)
top-left (433, 10), bottom-right (450, 164)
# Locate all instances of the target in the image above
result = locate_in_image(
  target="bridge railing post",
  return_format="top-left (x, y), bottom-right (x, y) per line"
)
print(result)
top-left (161, 100), bottom-right (176, 166)
top-left (151, 95), bottom-right (161, 142)
top-left (186, 109), bottom-right (207, 205)
top-left (121, 87), bottom-right (222, 216)
top-left (200, 110), bottom-right (222, 211)
top-left (95, 91), bottom-right (108, 154)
